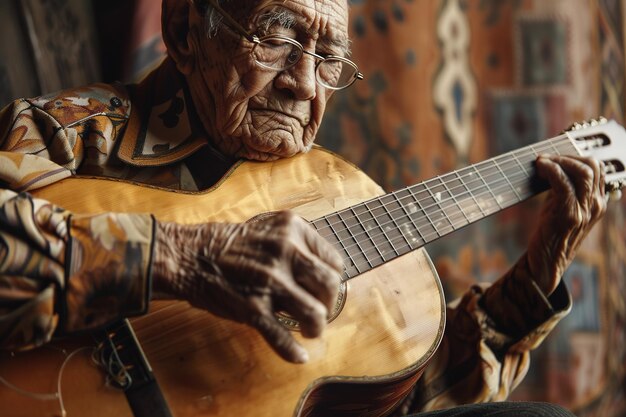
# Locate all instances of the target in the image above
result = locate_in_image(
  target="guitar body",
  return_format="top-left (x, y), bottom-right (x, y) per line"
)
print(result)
top-left (0, 148), bottom-right (446, 417)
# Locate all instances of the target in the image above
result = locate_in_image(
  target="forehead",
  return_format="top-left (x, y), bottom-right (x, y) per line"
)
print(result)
top-left (252, 0), bottom-right (349, 42)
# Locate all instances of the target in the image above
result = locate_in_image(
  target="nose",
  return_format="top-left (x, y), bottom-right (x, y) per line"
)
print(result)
top-left (273, 54), bottom-right (317, 100)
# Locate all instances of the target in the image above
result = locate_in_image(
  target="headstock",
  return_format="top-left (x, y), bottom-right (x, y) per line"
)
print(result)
top-left (564, 117), bottom-right (626, 200)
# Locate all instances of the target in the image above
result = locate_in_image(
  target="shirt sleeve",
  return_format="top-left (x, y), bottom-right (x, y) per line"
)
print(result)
top-left (397, 258), bottom-right (571, 413)
top-left (0, 95), bottom-right (154, 351)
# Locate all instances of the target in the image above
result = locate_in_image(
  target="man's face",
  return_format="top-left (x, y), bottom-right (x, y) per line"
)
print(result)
top-left (183, 0), bottom-right (350, 161)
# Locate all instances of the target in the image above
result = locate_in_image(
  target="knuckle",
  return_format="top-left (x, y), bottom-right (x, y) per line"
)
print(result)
top-left (580, 164), bottom-right (594, 181)
top-left (321, 273), bottom-right (340, 293)
top-left (563, 208), bottom-right (584, 228)
top-left (593, 195), bottom-right (607, 217)
top-left (300, 304), bottom-right (327, 337)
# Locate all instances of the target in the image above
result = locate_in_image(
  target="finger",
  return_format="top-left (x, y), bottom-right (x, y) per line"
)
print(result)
top-left (300, 221), bottom-right (344, 272)
top-left (584, 157), bottom-right (607, 217)
top-left (594, 159), bottom-right (607, 203)
top-left (249, 303), bottom-right (310, 363)
top-left (535, 155), bottom-right (576, 201)
top-left (274, 276), bottom-right (329, 339)
top-left (292, 248), bottom-right (341, 312)
top-left (544, 155), bottom-right (596, 204)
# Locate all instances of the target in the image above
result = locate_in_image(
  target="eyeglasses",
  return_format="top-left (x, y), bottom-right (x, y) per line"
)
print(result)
top-left (203, 0), bottom-right (364, 90)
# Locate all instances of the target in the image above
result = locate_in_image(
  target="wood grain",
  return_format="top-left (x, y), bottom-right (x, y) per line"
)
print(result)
top-left (0, 147), bottom-right (445, 417)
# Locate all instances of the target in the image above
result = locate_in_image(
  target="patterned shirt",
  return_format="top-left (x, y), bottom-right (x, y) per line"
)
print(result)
top-left (0, 57), bottom-right (570, 412)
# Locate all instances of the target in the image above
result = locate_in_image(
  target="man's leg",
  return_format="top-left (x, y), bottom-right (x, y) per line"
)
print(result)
top-left (409, 402), bottom-right (576, 417)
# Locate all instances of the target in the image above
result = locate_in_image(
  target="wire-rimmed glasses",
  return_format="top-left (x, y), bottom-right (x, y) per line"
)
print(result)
top-left (204, 0), bottom-right (364, 90)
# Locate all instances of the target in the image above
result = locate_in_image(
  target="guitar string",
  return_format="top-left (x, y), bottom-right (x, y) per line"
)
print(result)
top-left (8, 139), bottom-right (579, 346)
top-left (312, 138), bottom-right (568, 250)
top-left (315, 136), bottom-right (573, 241)
top-left (57, 137), bottom-right (584, 360)
top-left (335, 177), bottom-right (534, 281)
top-left (122, 138), bottom-right (557, 340)
top-left (317, 138), bottom-right (578, 268)
top-left (0, 346), bottom-right (92, 417)
top-left (332, 156), bottom-right (563, 278)
top-left (335, 137), bottom-right (607, 277)
top-left (329, 140), bottom-right (589, 276)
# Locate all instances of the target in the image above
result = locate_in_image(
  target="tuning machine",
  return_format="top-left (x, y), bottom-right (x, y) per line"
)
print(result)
top-left (606, 178), bottom-right (626, 201)
top-left (563, 117), bottom-right (608, 133)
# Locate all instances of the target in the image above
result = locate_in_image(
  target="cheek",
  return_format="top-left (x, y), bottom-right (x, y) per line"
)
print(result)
top-left (214, 66), bottom-right (277, 135)
top-left (304, 89), bottom-right (333, 142)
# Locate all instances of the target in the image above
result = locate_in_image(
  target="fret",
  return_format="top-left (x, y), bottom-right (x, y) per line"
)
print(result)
top-left (335, 211), bottom-right (380, 270)
top-left (309, 137), bottom-right (583, 282)
top-left (557, 135), bottom-right (582, 156)
top-left (409, 182), bottom-right (453, 238)
top-left (340, 207), bottom-right (384, 267)
top-left (471, 163), bottom-right (503, 215)
top-left (492, 156), bottom-right (522, 201)
top-left (363, 199), bottom-right (395, 259)
top-left (509, 151), bottom-right (534, 197)
top-left (323, 214), bottom-right (363, 275)
top-left (393, 188), bottom-right (431, 245)
top-left (453, 168), bottom-right (486, 222)
top-left (314, 216), bottom-right (358, 277)
top-left (546, 139), bottom-right (562, 155)
top-left (554, 136), bottom-right (579, 156)
top-left (436, 173), bottom-right (471, 228)
top-left (351, 198), bottom-right (402, 259)
top-left (516, 144), bottom-right (540, 166)
top-left (377, 194), bottom-right (413, 256)
top-left (482, 159), bottom-right (519, 206)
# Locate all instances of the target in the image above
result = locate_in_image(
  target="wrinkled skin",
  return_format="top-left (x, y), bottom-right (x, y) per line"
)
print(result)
top-left (153, 212), bottom-right (343, 363)
top-left (154, 0), bottom-right (607, 363)
top-left (168, 0), bottom-right (349, 160)
top-left (524, 155), bottom-right (606, 295)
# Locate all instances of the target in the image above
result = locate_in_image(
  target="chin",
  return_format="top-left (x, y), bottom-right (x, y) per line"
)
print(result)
top-left (241, 135), bottom-right (307, 161)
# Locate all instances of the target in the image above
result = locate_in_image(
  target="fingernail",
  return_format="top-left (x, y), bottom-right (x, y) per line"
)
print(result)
top-left (295, 346), bottom-right (309, 363)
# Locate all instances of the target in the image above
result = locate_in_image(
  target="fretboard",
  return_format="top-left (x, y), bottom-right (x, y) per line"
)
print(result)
top-left (311, 134), bottom-right (580, 281)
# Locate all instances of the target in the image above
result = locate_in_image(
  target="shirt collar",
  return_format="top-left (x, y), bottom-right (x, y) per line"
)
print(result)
top-left (117, 58), bottom-right (210, 167)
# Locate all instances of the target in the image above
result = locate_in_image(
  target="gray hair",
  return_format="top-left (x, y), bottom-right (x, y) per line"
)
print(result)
top-left (195, 1), bottom-right (297, 39)
top-left (191, 0), bottom-right (230, 38)
top-left (194, 0), bottom-right (351, 55)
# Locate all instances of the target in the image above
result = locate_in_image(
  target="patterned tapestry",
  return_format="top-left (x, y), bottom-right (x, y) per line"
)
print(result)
top-left (315, 1), bottom-right (626, 416)
top-left (0, 0), bottom-right (624, 416)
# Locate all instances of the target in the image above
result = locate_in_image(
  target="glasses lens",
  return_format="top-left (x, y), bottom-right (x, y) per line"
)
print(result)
top-left (252, 37), bottom-right (302, 70)
top-left (316, 57), bottom-right (359, 90)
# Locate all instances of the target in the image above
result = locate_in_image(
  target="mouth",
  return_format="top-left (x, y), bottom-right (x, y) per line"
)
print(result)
top-left (249, 108), bottom-right (309, 126)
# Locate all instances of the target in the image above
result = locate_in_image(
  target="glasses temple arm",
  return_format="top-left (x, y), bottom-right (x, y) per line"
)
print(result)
top-left (201, 0), bottom-right (258, 43)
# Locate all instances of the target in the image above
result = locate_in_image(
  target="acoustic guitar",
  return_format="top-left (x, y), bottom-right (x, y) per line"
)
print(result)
top-left (1, 118), bottom-right (625, 417)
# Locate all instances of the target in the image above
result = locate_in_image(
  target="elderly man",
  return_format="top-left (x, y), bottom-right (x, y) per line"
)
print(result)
top-left (0, 0), bottom-right (605, 416)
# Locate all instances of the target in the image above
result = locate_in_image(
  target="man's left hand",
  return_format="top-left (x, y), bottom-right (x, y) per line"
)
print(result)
top-left (524, 155), bottom-right (607, 295)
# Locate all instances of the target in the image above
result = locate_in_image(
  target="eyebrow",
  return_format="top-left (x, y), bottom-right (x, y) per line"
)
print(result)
top-left (255, 7), bottom-right (351, 55)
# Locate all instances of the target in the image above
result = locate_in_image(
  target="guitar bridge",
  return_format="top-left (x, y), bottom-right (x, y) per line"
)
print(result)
top-left (94, 319), bottom-right (173, 417)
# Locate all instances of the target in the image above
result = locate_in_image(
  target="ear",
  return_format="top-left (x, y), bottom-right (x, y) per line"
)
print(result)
top-left (162, 0), bottom-right (195, 74)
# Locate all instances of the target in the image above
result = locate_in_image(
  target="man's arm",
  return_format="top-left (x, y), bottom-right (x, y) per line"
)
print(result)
top-left (0, 92), bottom-right (155, 350)
top-left (0, 93), bottom-right (344, 359)
top-left (400, 155), bottom-right (606, 413)
top-left (403, 274), bottom-right (570, 413)
top-left (0, 189), bottom-right (155, 350)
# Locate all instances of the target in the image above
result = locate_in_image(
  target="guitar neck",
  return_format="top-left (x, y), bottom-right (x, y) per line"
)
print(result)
top-left (311, 134), bottom-right (580, 280)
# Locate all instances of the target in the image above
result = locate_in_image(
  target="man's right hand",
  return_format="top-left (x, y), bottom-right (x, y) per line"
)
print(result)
top-left (151, 211), bottom-right (344, 363)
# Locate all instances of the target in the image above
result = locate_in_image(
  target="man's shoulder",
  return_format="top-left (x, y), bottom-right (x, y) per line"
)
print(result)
top-left (24, 82), bottom-right (131, 128)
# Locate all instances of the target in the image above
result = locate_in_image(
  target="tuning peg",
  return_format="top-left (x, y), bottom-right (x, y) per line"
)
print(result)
top-left (610, 189), bottom-right (622, 201)
top-left (563, 117), bottom-right (608, 133)
top-left (563, 122), bottom-right (581, 133)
